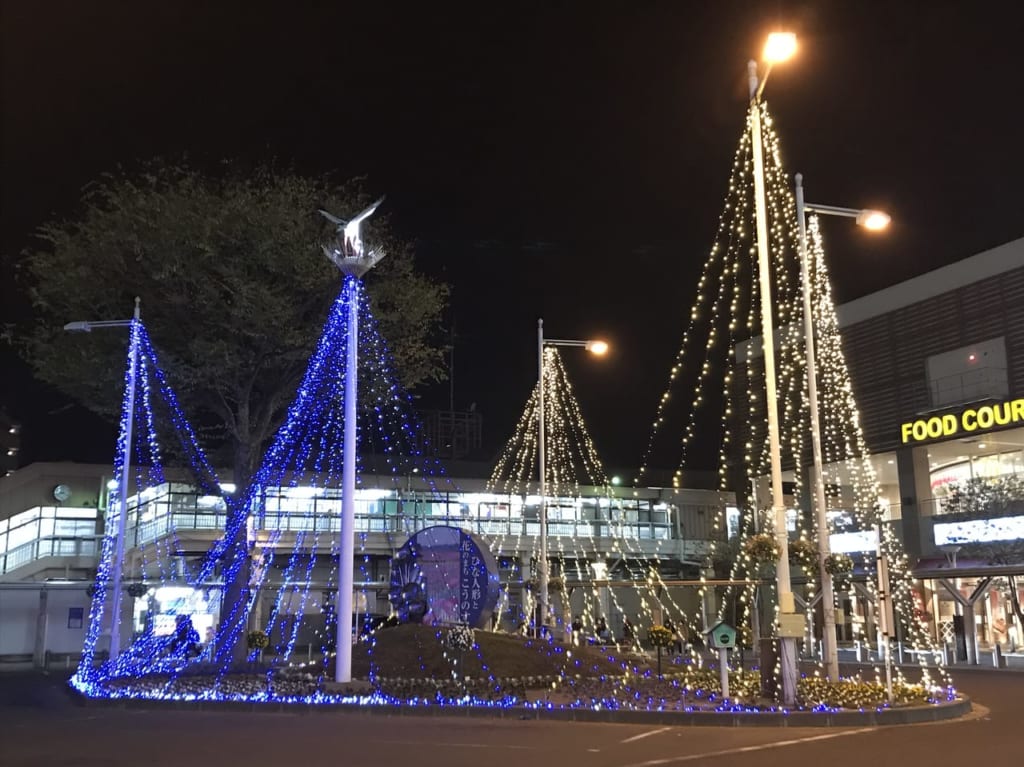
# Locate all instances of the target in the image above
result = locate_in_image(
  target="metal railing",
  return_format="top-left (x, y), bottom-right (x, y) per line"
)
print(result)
top-left (1, 487), bottom-right (680, 577)
top-left (0, 535), bottom-right (101, 576)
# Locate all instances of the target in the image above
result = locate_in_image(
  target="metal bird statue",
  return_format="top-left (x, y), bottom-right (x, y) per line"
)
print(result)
top-left (319, 196), bottom-right (386, 276)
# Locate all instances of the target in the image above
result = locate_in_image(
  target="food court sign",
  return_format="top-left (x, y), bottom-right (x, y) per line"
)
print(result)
top-left (900, 398), bottom-right (1024, 444)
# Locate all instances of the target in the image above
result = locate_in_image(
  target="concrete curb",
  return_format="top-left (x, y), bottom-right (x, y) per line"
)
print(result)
top-left (72, 689), bottom-right (971, 727)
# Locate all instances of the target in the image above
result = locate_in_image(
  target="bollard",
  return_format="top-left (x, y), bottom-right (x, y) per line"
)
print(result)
top-left (993, 644), bottom-right (1004, 668)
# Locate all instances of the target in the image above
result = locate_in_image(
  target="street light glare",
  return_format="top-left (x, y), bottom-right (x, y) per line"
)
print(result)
top-left (763, 32), bottom-right (797, 63)
top-left (585, 340), bottom-right (609, 356)
top-left (856, 209), bottom-right (891, 231)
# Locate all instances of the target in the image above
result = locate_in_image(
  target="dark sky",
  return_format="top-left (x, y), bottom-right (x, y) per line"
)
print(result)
top-left (2, 1), bottom-right (1023, 474)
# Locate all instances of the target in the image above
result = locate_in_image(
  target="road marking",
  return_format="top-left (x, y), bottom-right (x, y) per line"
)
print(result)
top-left (621, 727), bottom-right (672, 744)
top-left (623, 726), bottom-right (876, 766)
top-left (384, 739), bottom-right (536, 750)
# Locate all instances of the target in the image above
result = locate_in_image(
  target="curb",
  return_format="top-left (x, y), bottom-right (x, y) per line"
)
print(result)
top-left (72, 690), bottom-right (971, 727)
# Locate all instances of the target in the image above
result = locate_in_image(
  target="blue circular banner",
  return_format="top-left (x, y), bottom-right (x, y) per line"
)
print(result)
top-left (388, 526), bottom-right (501, 629)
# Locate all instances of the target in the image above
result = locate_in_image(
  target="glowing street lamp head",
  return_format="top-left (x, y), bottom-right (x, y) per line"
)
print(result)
top-left (585, 340), bottom-right (609, 356)
top-left (856, 209), bottom-right (891, 231)
top-left (763, 32), bottom-right (797, 64)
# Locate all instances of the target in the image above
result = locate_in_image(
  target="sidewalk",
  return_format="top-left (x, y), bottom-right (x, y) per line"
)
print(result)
top-left (646, 645), bottom-right (1024, 674)
top-left (832, 644), bottom-right (1024, 671)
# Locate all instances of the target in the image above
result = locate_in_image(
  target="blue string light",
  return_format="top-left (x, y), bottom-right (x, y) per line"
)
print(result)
top-left (70, 286), bottom-right (954, 718)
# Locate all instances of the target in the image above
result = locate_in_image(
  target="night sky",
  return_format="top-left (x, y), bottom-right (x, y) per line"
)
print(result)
top-left (2, 1), bottom-right (1022, 474)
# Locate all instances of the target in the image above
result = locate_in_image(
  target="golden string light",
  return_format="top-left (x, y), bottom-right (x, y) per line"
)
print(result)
top-left (635, 98), bottom-right (950, 694)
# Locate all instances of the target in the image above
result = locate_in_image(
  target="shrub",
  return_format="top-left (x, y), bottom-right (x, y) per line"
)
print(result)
top-left (126, 582), bottom-right (149, 599)
top-left (647, 625), bottom-right (674, 648)
top-left (824, 553), bottom-right (854, 576)
top-left (247, 630), bottom-right (270, 651)
top-left (789, 538), bottom-right (819, 568)
top-left (743, 533), bottom-right (779, 564)
top-left (446, 624), bottom-right (475, 652)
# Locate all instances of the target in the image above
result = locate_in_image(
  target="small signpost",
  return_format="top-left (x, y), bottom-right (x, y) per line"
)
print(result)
top-left (705, 621), bottom-right (737, 701)
top-left (777, 612), bottom-right (806, 638)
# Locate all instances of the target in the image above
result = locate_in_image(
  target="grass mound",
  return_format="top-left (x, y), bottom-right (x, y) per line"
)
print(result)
top-left (348, 625), bottom-right (645, 680)
top-left (92, 625), bottom-right (950, 711)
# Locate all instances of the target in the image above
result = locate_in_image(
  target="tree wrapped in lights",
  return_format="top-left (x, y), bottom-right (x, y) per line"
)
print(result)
top-left (490, 347), bottom-right (608, 498)
top-left (488, 346), bottom-right (702, 651)
top-left (637, 101), bottom-right (952, 700)
top-left (804, 215), bottom-right (950, 688)
top-left (74, 319), bottom-right (230, 685)
top-left (198, 274), bottom-right (459, 683)
top-left (73, 271), bottom-right (459, 696)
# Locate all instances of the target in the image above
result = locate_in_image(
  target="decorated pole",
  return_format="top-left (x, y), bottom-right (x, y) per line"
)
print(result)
top-left (876, 525), bottom-right (895, 704)
top-left (64, 298), bottom-right (142, 663)
top-left (537, 319), bottom-right (549, 635)
top-left (748, 59), bottom-right (798, 708)
top-left (108, 301), bottom-right (141, 661)
top-left (336, 277), bottom-right (359, 683)
top-left (319, 198), bottom-right (386, 683)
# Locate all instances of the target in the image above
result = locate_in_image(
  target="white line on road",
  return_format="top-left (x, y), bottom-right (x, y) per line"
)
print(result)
top-left (384, 739), bottom-right (536, 750)
top-left (623, 727), bottom-right (876, 766)
top-left (621, 727), bottom-right (672, 744)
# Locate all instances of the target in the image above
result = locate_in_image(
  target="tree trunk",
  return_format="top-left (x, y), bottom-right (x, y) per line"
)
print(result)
top-left (217, 427), bottom-right (256, 667)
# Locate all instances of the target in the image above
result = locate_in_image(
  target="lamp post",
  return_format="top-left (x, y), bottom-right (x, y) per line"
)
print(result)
top-left (65, 297), bottom-right (141, 661)
top-left (795, 172), bottom-right (889, 682)
top-left (536, 318), bottom-right (607, 634)
top-left (748, 31), bottom-right (799, 706)
top-left (319, 198), bottom-right (386, 683)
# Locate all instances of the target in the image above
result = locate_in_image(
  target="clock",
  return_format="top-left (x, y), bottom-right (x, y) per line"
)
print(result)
top-left (53, 484), bottom-right (72, 503)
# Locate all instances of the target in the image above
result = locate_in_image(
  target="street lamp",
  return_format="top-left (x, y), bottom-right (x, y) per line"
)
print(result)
top-left (795, 172), bottom-right (890, 682)
top-left (64, 297), bottom-right (141, 661)
top-left (536, 318), bottom-right (607, 634)
top-left (748, 32), bottom-right (799, 706)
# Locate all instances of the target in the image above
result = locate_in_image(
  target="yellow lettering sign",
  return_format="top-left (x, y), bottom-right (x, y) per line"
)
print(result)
top-left (899, 398), bottom-right (1024, 443)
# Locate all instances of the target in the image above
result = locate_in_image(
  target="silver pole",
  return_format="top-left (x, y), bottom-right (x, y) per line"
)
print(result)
top-left (876, 525), bottom-right (894, 703)
top-left (336, 280), bottom-right (359, 682)
top-left (318, 201), bottom-right (386, 682)
top-left (795, 173), bottom-right (839, 682)
top-left (719, 647), bottom-right (730, 701)
top-left (537, 318), bottom-right (549, 634)
top-left (108, 298), bottom-right (141, 661)
top-left (749, 67), bottom-right (798, 706)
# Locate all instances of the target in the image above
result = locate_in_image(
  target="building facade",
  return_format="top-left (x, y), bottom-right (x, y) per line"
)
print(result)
top-left (837, 237), bottom-right (1024, 662)
top-left (0, 460), bottom-right (731, 665)
top-left (3, 238), bottom-right (1024, 667)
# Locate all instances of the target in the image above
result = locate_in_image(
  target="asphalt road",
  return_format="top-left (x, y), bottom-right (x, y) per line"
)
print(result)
top-left (1, 669), bottom-right (1019, 767)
